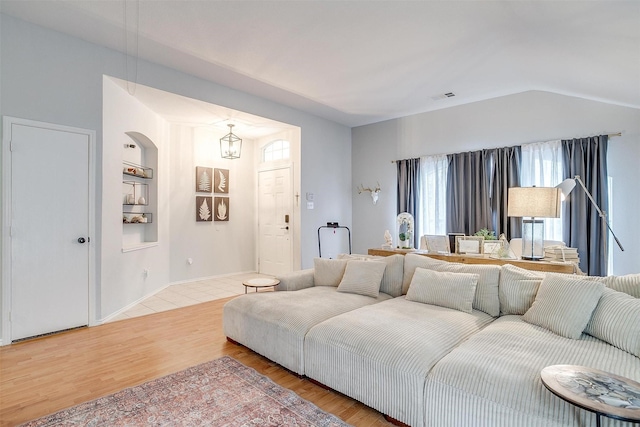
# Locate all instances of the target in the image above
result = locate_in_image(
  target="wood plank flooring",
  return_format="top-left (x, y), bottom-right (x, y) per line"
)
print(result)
top-left (0, 296), bottom-right (392, 427)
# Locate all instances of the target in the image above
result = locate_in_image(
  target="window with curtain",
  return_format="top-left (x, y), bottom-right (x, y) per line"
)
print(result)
top-left (520, 141), bottom-right (564, 241)
top-left (417, 155), bottom-right (448, 237)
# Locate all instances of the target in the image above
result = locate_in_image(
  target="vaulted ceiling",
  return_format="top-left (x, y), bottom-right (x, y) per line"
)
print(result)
top-left (2, 1), bottom-right (639, 127)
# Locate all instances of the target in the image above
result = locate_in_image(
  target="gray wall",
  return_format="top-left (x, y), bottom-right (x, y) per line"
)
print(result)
top-left (0, 14), bottom-right (351, 336)
top-left (352, 91), bottom-right (640, 275)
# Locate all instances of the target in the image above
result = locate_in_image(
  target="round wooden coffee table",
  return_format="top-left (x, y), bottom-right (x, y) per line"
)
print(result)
top-left (242, 278), bottom-right (280, 294)
top-left (541, 365), bottom-right (640, 427)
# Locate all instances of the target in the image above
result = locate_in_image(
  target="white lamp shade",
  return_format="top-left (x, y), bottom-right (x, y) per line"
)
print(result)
top-left (556, 178), bottom-right (577, 201)
top-left (507, 187), bottom-right (562, 218)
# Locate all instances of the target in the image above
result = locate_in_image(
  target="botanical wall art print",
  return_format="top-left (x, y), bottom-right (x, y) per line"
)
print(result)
top-left (214, 168), bottom-right (229, 194)
top-left (214, 197), bottom-right (230, 221)
top-left (195, 166), bottom-right (213, 193)
top-left (196, 196), bottom-right (213, 222)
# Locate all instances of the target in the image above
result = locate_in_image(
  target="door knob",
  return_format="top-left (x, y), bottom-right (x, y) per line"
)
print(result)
top-left (77, 237), bottom-right (86, 244)
top-left (280, 226), bottom-right (289, 230)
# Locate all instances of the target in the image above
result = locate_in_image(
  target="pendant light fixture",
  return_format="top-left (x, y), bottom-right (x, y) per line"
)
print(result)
top-left (220, 124), bottom-right (242, 159)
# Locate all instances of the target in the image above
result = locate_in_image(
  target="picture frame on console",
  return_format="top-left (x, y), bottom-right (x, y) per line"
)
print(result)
top-left (483, 240), bottom-right (504, 256)
top-left (425, 235), bottom-right (451, 254)
top-left (455, 235), bottom-right (484, 254)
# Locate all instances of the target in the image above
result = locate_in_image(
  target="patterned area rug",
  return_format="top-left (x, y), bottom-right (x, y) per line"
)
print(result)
top-left (20, 356), bottom-right (351, 426)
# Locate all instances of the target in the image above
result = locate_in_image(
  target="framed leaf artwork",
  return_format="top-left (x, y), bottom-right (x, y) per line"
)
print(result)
top-left (196, 196), bottom-right (213, 222)
top-left (195, 166), bottom-right (213, 193)
top-left (214, 168), bottom-right (229, 194)
top-left (214, 197), bottom-right (230, 221)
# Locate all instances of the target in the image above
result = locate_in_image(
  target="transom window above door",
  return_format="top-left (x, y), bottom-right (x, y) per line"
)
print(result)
top-left (263, 139), bottom-right (290, 162)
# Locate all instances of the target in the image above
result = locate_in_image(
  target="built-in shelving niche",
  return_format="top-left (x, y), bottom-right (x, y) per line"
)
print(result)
top-left (122, 131), bottom-right (158, 251)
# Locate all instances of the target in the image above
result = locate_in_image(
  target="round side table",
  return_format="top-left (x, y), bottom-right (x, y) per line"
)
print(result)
top-left (242, 278), bottom-right (280, 294)
top-left (541, 365), bottom-right (640, 427)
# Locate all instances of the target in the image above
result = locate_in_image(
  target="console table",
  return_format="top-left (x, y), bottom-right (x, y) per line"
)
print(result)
top-left (367, 248), bottom-right (576, 274)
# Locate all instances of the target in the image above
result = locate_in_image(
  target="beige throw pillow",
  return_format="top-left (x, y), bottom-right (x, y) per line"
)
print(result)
top-left (337, 260), bottom-right (386, 298)
top-left (523, 273), bottom-right (604, 339)
top-left (313, 258), bottom-right (348, 287)
top-left (402, 253), bottom-right (450, 293)
top-left (499, 264), bottom-right (545, 315)
top-left (585, 288), bottom-right (640, 358)
top-left (603, 273), bottom-right (640, 298)
top-left (406, 268), bottom-right (478, 314)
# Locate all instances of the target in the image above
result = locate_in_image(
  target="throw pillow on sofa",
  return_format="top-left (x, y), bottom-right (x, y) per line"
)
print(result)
top-left (401, 253), bottom-right (500, 317)
top-left (338, 253), bottom-right (405, 297)
top-left (523, 273), bottom-right (604, 339)
top-left (406, 268), bottom-right (478, 314)
top-left (602, 273), bottom-right (640, 298)
top-left (313, 258), bottom-right (348, 286)
top-left (337, 260), bottom-right (386, 298)
top-left (499, 264), bottom-right (545, 315)
top-left (585, 287), bottom-right (640, 358)
top-left (402, 253), bottom-right (450, 293)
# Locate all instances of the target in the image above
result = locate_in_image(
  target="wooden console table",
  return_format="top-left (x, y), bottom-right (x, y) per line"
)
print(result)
top-left (368, 248), bottom-right (576, 274)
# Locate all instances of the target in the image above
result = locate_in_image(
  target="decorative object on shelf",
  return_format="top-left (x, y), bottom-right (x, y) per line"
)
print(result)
top-left (220, 124), bottom-right (242, 159)
top-left (123, 213), bottom-right (151, 224)
top-left (196, 196), bottom-right (213, 222)
top-left (357, 182), bottom-right (381, 204)
top-left (424, 235), bottom-right (451, 254)
top-left (507, 186), bottom-right (561, 260)
top-left (396, 212), bottom-right (414, 249)
top-left (382, 230), bottom-right (393, 249)
top-left (126, 194), bottom-right (135, 204)
top-left (122, 161), bottom-right (152, 179)
top-left (137, 196), bottom-right (146, 205)
top-left (455, 235), bottom-right (485, 254)
top-left (215, 197), bottom-right (230, 221)
top-left (214, 168), bottom-right (229, 194)
top-left (483, 240), bottom-right (503, 256)
top-left (474, 228), bottom-right (497, 240)
top-left (195, 166), bottom-right (213, 193)
top-left (556, 175), bottom-right (625, 253)
top-left (489, 234), bottom-right (517, 259)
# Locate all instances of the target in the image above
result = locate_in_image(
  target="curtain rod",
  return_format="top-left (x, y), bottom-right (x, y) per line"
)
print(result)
top-left (390, 132), bottom-right (622, 163)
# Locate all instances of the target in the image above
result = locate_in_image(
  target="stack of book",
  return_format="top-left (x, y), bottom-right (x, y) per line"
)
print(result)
top-left (544, 246), bottom-right (580, 263)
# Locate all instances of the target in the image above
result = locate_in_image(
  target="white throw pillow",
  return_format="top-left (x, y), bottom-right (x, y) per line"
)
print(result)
top-left (313, 258), bottom-right (348, 287)
top-left (585, 288), bottom-right (640, 358)
top-left (337, 260), bottom-right (386, 298)
top-left (402, 253), bottom-right (454, 294)
top-left (603, 273), bottom-right (640, 298)
top-left (338, 254), bottom-right (404, 297)
top-left (406, 268), bottom-right (478, 314)
top-left (499, 264), bottom-right (545, 315)
top-left (523, 273), bottom-right (604, 339)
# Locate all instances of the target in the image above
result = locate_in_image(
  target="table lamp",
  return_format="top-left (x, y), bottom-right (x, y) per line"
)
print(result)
top-left (507, 187), bottom-right (562, 260)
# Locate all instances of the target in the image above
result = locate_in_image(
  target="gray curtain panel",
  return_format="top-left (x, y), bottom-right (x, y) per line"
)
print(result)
top-left (562, 135), bottom-right (609, 276)
top-left (491, 146), bottom-right (522, 239)
top-left (446, 150), bottom-right (493, 235)
top-left (396, 158), bottom-right (421, 248)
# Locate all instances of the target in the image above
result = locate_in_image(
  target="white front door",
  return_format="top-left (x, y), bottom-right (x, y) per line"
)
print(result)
top-left (258, 167), bottom-right (292, 276)
top-left (8, 121), bottom-right (91, 341)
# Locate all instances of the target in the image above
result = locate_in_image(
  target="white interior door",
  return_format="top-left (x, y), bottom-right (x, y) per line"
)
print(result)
top-left (9, 122), bottom-right (90, 341)
top-left (258, 167), bottom-right (292, 276)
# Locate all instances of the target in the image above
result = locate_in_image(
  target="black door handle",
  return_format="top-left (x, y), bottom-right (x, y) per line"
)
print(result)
top-left (78, 237), bottom-right (86, 244)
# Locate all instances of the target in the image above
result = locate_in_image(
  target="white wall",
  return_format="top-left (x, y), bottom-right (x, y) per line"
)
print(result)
top-left (102, 77), bottom-right (171, 319)
top-left (0, 14), bottom-right (352, 338)
top-left (352, 91), bottom-right (640, 275)
top-left (169, 124), bottom-right (257, 282)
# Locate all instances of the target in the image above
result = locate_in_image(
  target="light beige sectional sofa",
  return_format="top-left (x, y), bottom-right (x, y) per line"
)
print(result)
top-left (223, 253), bottom-right (640, 427)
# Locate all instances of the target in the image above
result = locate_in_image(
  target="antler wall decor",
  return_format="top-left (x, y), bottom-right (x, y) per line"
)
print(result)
top-left (357, 182), bottom-right (381, 205)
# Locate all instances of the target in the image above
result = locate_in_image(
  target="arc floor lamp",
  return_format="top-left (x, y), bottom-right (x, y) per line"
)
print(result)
top-left (556, 176), bottom-right (625, 257)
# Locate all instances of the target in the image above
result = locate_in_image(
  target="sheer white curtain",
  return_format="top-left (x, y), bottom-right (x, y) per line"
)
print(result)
top-left (521, 140), bottom-right (564, 241)
top-left (418, 155), bottom-right (448, 238)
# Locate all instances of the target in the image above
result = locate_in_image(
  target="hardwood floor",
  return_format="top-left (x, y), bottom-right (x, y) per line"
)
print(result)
top-left (0, 296), bottom-right (392, 427)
